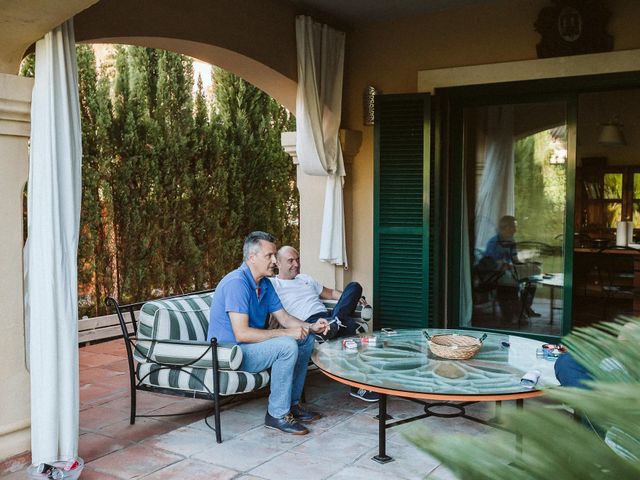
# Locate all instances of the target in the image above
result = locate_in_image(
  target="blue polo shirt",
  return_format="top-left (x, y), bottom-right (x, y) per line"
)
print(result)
top-left (207, 263), bottom-right (283, 344)
top-left (485, 235), bottom-right (517, 264)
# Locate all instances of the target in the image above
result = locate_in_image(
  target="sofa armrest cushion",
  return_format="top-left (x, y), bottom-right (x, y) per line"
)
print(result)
top-left (133, 339), bottom-right (242, 370)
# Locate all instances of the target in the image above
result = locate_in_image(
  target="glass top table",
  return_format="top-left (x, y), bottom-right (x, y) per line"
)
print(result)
top-left (312, 329), bottom-right (560, 463)
top-left (312, 329), bottom-right (559, 400)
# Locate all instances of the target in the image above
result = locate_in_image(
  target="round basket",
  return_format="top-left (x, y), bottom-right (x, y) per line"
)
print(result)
top-left (428, 334), bottom-right (482, 360)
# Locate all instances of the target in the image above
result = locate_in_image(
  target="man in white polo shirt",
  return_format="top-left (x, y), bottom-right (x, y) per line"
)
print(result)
top-left (270, 246), bottom-right (379, 402)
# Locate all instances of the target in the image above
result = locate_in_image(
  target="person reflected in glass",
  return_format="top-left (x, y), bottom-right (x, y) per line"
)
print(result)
top-left (484, 215), bottom-right (540, 323)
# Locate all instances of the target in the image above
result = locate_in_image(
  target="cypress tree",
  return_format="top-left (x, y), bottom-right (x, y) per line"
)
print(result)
top-left (212, 67), bottom-right (299, 268)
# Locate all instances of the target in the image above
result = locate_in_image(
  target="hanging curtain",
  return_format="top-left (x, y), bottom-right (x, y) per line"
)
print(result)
top-left (25, 19), bottom-right (82, 464)
top-left (295, 15), bottom-right (348, 266)
top-left (474, 105), bottom-right (515, 257)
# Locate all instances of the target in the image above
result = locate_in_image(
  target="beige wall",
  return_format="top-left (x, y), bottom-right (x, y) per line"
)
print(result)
top-left (341, 0), bottom-right (640, 298)
top-left (0, 73), bottom-right (33, 461)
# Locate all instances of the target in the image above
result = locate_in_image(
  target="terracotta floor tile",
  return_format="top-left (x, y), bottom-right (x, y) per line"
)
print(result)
top-left (140, 458), bottom-right (237, 480)
top-left (82, 340), bottom-right (127, 356)
top-left (80, 383), bottom-right (122, 408)
top-left (102, 359), bottom-right (131, 373)
top-left (192, 437), bottom-right (285, 472)
top-left (88, 445), bottom-right (182, 479)
top-left (249, 451), bottom-right (345, 480)
top-left (105, 391), bottom-right (181, 414)
top-left (78, 465), bottom-right (123, 479)
top-left (80, 404), bottom-right (129, 431)
top-left (98, 417), bottom-right (179, 443)
top-left (80, 351), bottom-right (123, 369)
top-left (78, 432), bottom-right (132, 463)
top-left (141, 426), bottom-right (211, 457)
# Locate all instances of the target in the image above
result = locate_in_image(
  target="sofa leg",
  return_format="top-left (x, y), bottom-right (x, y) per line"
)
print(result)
top-left (214, 392), bottom-right (222, 443)
top-left (130, 390), bottom-right (137, 425)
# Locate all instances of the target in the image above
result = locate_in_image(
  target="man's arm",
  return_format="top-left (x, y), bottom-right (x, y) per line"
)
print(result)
top-left (230, 311), bottom-right (307, 343)
top-left (271, 309), bottom-right (330, 335)
top-left (320, 286), bottom-right (341, 301)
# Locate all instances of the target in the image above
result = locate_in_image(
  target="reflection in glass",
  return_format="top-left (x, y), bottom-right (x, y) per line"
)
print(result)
top-left (605, 202), bottom-right (622, 228)
top-left (633, 202), bottom-right (640, 229)
top-left (633, 173), bottom-right (640, 198)
top-left (603, 173), bottom-right (623, 199)
top-left (463, 102), bottom-right (566, 337)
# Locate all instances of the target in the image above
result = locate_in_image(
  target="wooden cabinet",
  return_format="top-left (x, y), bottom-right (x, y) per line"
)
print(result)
top-left (577, 166), bottom-right (640, 234)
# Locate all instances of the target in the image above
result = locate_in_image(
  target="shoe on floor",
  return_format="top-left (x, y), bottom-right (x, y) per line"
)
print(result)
top-left (290, 404), bottom-right (322, 422)
top-left (350, 387), bottom-right (380, 402)
top-left (265, 412), bottom-right (309, 435)
top-left (527, 308), bottom-right (542, 318)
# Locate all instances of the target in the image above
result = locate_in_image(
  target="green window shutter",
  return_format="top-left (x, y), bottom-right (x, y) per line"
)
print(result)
top-left (374, 94), bottom-right (430, 329)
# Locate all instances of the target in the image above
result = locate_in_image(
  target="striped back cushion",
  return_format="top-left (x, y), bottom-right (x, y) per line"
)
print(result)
top-left (133, 291), bottom-right (242, 370)
top-left (138, 292), bottom-right (213, 341)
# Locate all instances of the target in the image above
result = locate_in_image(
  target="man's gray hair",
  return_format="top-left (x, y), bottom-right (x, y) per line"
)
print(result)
top-left (243, 231), bottom-right (276, 261)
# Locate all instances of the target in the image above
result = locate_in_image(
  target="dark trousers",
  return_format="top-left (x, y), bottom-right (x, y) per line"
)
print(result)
top-left (554, 352), bottom-right (592, 388)
top-left (554, 353), bottom-right (603, 436)
top-left (307, 282), bottom-right (363, 337)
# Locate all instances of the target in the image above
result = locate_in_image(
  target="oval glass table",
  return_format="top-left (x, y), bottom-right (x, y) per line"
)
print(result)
top-left (311, 329), bottom-right (559, 463)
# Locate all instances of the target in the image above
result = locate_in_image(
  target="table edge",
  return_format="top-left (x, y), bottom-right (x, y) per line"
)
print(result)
top-left (317, 368), bottom-right (545, 402)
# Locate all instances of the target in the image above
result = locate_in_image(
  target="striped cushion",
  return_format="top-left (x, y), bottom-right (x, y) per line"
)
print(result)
top-left (133, 340), bottom-right (242, 370)
top-left (133, 291), bottom-right (245, 370)
top-left (138, 292), bottom-right (213, 341)
top-left (137, 362), bottom-right (270, 396)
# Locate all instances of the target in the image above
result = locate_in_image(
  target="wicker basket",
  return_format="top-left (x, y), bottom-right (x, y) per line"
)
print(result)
top-left (428, 334), bottom-right (482, 360)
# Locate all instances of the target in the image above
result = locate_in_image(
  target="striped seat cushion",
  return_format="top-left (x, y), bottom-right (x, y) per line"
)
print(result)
top-left (137, 362), bottom-right (270, 396)
top-left (134, 291), bottom-right (242, 370)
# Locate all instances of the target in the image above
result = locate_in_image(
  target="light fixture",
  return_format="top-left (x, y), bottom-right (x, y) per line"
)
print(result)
top-left (363, 85), bottom-right (379, 126)
top-left (598, 117), bottom-right (626, 146)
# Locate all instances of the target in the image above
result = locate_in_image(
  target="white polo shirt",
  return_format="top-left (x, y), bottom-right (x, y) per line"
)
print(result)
top-left (269, 274), bottom-right (327, 321)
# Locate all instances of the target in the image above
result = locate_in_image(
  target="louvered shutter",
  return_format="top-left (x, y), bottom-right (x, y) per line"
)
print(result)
top-left (373, 94), bottom-right (430, 329)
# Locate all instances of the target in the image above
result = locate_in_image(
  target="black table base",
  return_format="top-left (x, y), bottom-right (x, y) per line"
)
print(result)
top-left (372, 394), bottom-right (523, 463)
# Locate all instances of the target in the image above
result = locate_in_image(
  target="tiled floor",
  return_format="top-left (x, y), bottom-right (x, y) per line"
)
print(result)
top-left (2, 339), bottom-right (508, 479)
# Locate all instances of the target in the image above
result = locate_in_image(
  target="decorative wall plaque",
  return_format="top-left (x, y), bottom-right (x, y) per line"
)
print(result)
top-left (534, 0), bottom-right (613, 58)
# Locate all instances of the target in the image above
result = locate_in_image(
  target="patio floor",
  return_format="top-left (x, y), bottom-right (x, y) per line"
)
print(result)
top-left (3, 339), bottom-right (512, 479)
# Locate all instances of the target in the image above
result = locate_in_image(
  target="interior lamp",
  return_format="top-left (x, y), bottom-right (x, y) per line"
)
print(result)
top-left (598, 117), bottom-right (626, 146)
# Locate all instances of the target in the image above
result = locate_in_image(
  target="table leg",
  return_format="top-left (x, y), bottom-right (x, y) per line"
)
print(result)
top-left (373, 394), bottom-right (394, 463)
top-left (516, 399), bottom-right (523, 455)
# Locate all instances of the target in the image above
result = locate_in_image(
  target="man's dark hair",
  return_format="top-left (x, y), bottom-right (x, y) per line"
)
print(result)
top-left (243, 231), bottom-right (276, 261)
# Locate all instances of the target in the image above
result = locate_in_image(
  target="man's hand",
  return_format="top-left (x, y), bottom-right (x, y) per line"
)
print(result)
top-left (309, 318), bottom-right (330, 336)
top-left (282, 326), bottom-right (308, 340)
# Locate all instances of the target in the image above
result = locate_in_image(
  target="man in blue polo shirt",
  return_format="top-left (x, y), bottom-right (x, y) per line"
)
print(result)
top-left (208, 231), bottom-right (329, 435)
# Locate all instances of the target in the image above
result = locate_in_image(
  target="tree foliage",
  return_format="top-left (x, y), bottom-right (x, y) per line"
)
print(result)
top-left (23, 45), bottom-right (299, 315)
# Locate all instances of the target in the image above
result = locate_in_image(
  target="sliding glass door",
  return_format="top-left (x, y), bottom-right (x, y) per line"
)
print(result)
top-left (457, 99), bottom-right (574, 338)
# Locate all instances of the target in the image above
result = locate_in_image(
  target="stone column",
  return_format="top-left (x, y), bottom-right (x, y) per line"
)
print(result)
top-left (281, 129), bottom-right (362, 290)
top-left (0, 73), bottom-right (32, 463)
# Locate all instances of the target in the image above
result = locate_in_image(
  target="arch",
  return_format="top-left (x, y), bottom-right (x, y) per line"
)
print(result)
top-left (83, 36), bottom-right (297, 112)
top-left (74, 0), bottom-right (301, 111)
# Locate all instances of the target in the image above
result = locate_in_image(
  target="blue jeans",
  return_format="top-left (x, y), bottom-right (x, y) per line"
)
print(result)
top-left (307, 282), bottom-right (363, 337)
top-left (554, 352), bottom-right (592, 388)
top-left (239, 334), bottom-right (315, 418)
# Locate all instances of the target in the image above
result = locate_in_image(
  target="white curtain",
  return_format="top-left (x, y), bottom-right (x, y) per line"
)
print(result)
top-left (474, 106), bottom-right (515, 257)
top-left (25, 19), bottom-right (82, 464)
top-left (295, 15), bottom-right (348, 266)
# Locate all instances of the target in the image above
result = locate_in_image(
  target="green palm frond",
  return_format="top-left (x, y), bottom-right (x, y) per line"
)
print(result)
top-left (405, 317), bottom-right (640, 479)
